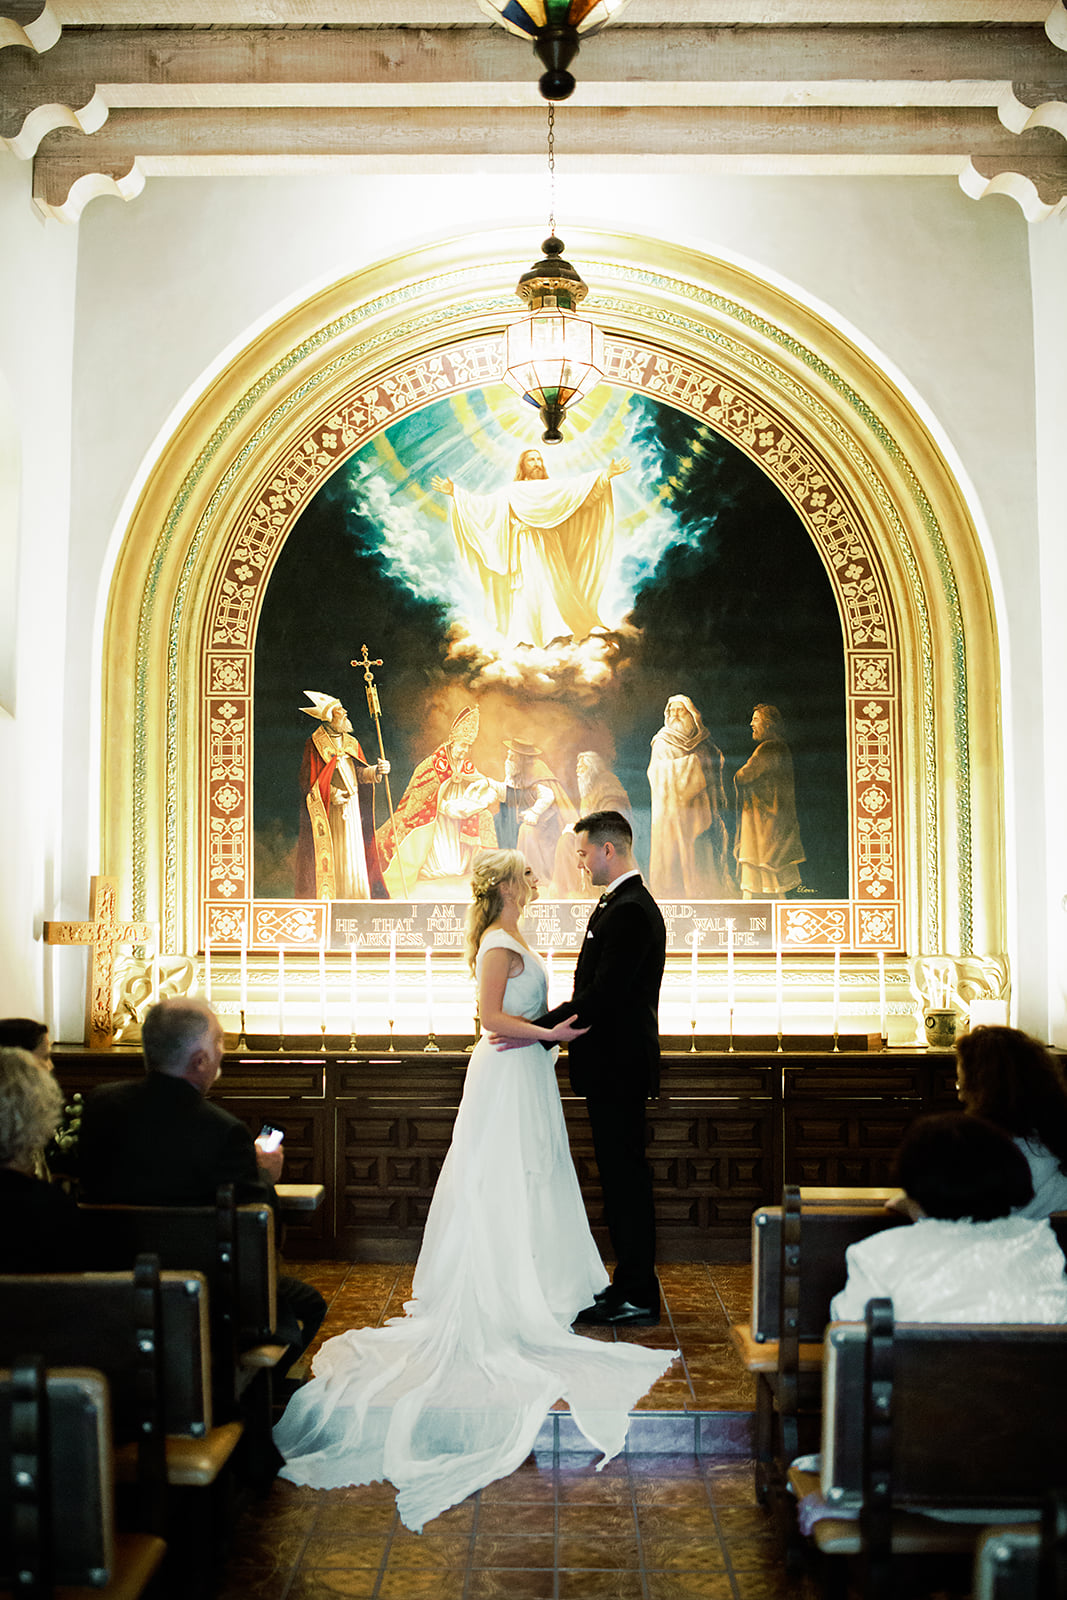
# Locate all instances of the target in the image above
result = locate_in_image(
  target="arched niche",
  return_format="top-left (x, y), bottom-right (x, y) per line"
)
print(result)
top-left (101, 226), bottom-right (1003, 994)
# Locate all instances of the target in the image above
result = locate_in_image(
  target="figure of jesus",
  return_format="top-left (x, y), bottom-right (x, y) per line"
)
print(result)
top-left (432, 448), bottom-right (629, 650)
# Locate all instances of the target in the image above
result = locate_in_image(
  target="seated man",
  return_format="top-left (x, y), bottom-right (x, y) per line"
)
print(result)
top-left (78, 997), bottom-right (326, 1376)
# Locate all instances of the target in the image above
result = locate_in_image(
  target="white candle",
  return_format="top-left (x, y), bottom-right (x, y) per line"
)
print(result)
top-left (775, 947), bottom-right (783, 1035)
top-left (278, 947), bottom-right (285, 1035)
top-left (349, 944), bottom-right (358, 1036)
top-left (726, 922), bottom-right (735, 1013)
top-left (690, 929), bottom-right (700, 1019)
top-left (319, 941), bottom-right (327, 1029)
top-left (878, 951), bottom-right (887, 1038)
top-left (425, 946), bottom-right (435, 1032)
top-left (150, 943), bottom-right (160, 1005)
top-left (388, 928), bottom-right (397, 1018)
top-left (833, 947), bottom-right (841, 1031)
top-left (546, 948), bottom-right (554, 1007)
top-left (240, 931), bottom-right (248, 1013)
top-left (204, 937), bottom-right (212, 1004)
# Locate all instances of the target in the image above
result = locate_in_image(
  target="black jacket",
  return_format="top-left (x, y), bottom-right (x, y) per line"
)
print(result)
top-left (539, 874), bottom-right (666, 1099)
top-left (78, 1071), bottom-right (272, 1209)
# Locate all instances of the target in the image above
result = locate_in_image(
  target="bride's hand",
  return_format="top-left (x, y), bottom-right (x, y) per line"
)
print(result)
top-left (486, 1031), bottom-right (528, 1051)
top-left (548, 1015), bottom-right (590, 1043)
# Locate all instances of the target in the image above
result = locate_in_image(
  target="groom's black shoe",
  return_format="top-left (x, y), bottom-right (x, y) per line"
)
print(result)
top-left (574, 1298), bottom-right (660, 1328)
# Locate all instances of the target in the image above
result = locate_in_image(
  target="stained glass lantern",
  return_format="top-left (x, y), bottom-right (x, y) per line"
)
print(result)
top-left (478, 0), bottom-right (632, 100)
top-left (502, 235), bottom-right (605, 443)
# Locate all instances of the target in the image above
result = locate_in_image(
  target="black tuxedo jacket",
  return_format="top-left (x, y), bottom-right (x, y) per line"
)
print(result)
top-left (78, 1071), bottom-right (273, 1210)
top-left (539, 875), bottom-right (666, 1099)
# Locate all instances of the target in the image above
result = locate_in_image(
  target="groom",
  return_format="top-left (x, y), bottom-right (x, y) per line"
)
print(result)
top-left (537, 809), bottom-right (667, 1326)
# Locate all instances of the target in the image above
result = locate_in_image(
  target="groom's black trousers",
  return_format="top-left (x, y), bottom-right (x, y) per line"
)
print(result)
top-left (585, 1089), bottom-right (658, 1309)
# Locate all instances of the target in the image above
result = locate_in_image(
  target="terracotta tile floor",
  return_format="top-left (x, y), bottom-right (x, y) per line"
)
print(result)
top-left (220, 1262), bottom-right (821, 1600)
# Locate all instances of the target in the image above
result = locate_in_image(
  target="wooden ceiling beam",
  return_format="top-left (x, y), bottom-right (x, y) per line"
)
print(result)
top-left (4, 23), bottom-right (1064, 87)
top-left (5, 24), bottom-right (1065, 156)
top-left (32, 102), bottom-right (1067, 207)
top-left (29, 3), bottom-right (1063, 25)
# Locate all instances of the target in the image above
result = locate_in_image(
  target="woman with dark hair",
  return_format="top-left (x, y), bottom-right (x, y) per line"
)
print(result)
top-left (0, 1017), bottom-right (52, 1069)
top-left (830, 1113), bottom-right (1067, 1323)
top-left (955, 1025), bottom-right (1067, 1218)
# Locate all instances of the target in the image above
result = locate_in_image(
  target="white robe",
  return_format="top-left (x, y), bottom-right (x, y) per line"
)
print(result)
top-left (451, 472), bottom-right (614, 648)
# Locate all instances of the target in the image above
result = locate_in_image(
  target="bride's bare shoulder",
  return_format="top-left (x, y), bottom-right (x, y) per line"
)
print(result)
top-left (477, 928), bottom-right (526, 972)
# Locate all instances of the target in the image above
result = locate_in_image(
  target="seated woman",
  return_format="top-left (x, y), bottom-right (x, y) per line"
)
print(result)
top-left (955, 1025), bottom-right (1067, 1219)
top-left (0, 1047), bottom-right (83, 1272)
top-left (831, 1112), bottom-right (1067, 1324)
top-left (795, 1115), bottom-right (1067, 1536)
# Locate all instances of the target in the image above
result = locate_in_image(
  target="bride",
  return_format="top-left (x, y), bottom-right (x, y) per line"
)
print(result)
top-left (274, 847), bottom-right (678, 1531)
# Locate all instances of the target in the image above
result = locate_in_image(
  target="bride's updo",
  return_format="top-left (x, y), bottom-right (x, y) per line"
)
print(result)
top-left (465, 848), bottom-right (526, 974)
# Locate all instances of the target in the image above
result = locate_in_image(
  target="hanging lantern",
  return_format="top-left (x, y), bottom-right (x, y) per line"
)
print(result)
top-left (478, 0), bottom-right (632, 100)
top-left (503, 235), bottom-right (605, 444)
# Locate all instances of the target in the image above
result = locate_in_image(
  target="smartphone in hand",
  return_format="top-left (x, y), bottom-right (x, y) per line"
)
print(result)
top-left (257, 1123), bottom-right (284, 1153)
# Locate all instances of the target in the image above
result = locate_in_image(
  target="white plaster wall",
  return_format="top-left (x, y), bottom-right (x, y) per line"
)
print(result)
top-left (0, 152), bottom-right (79, 1020)
top-left (58, 171), bottom-right (1045, 1033)
top-left (1029, 213), bottom-right (1067, 1046)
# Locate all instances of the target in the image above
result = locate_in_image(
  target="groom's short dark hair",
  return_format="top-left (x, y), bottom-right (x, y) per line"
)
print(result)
top-left (574, 810), bottom-right (633, 851)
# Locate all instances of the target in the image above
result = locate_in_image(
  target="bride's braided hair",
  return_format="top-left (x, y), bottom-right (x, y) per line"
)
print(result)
top-left (465, 848), bottom-right (526, 974)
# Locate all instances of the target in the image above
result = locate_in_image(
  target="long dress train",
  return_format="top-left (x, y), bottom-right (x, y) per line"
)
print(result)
top-left (274, 931), bottom-right (678, 1530)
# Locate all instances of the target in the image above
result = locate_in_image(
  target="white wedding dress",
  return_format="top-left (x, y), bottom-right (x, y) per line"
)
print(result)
top-left (274, 930), bottom-right (678, 1530)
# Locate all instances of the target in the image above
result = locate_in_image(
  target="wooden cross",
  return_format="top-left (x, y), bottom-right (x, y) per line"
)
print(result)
top-left (43, 875), bottom-right (156, 1049)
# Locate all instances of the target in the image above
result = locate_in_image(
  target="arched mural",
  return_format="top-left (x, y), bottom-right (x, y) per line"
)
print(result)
top-left (100, 227), bottom-right (1005, 1022)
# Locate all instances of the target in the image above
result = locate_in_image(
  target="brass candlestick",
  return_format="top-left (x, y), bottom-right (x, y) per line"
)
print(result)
top-left (237, 1009), bottom-right (248, 1053)
top-left (689, 1019), bottom-right (697, 1054)
top-left (727, 1005), bottom-right (735, 1054)
top-left (387, 1019), bottom-right (396, 1054)
top-left (320, 1023), bottom-right (328, 1053)
top-left (424, 1032), bottom-right (440, 1054)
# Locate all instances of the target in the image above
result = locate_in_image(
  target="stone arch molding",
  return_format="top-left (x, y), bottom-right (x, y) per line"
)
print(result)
top-left (102, 225), bottom-right (1005, 995)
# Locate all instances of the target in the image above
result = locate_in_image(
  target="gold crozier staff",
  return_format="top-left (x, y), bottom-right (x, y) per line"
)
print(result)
top-left (353, 645), bottom-right (410, 899)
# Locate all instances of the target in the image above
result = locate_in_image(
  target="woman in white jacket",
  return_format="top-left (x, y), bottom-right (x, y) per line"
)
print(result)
top-left (831, 1112), bottom-right (1067, 1325)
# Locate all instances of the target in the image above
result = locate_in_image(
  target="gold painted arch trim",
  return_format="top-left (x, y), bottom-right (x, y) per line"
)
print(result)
top-left (103, 227), bottom-right (1000, 969)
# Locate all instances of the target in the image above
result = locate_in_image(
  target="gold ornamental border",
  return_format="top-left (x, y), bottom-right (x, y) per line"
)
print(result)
top-left (102, 227), bottom-right (1002, 967)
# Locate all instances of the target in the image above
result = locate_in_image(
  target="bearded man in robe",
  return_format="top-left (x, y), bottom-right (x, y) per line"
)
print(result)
top-left (375, 705), bottom-right (498, 898)
top-left (733, 703), bottom-right (806, 897)
top-left (296, 692), bottom-right (389, 900)
top-left (647, 695), bottom-right (735, 900)
top-left (432, 448), bottom-right (629, 649)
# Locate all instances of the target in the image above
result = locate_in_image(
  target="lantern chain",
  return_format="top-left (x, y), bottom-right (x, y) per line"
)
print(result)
top-left (547, 104), bottom-right (556, 236)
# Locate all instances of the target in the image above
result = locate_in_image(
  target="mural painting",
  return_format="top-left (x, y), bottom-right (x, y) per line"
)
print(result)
top-left (250, 383), bottom-right (848, 951)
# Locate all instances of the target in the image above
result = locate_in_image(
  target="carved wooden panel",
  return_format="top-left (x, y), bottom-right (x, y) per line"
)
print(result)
top-left (56, 1048), bottom-right (949, 1260)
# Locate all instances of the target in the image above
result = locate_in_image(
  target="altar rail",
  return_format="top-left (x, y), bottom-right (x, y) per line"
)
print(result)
top-left (52, 1047), bottom-right (958, 1262)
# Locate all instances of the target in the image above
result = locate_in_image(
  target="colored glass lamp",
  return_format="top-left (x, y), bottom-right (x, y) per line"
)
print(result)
top-left (478, 0), bottom-right (632, 100)
top-left (503, 234), bottom-right (605, 444)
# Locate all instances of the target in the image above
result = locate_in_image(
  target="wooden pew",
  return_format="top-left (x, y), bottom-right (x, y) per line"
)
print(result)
top-left (788, 1300), bottom-right (1067, 1600)
top-left (0, 1359), bottom-right (166, 1600)
top-left (729, 1185), bottom-right (907, 1512)
top-left (0, 1262), bottom-right (243, 1594)
top-left (972, 1490), bottom-right (1067, 1600)
top-left (79, 1188), bottom-right (288, 1478)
